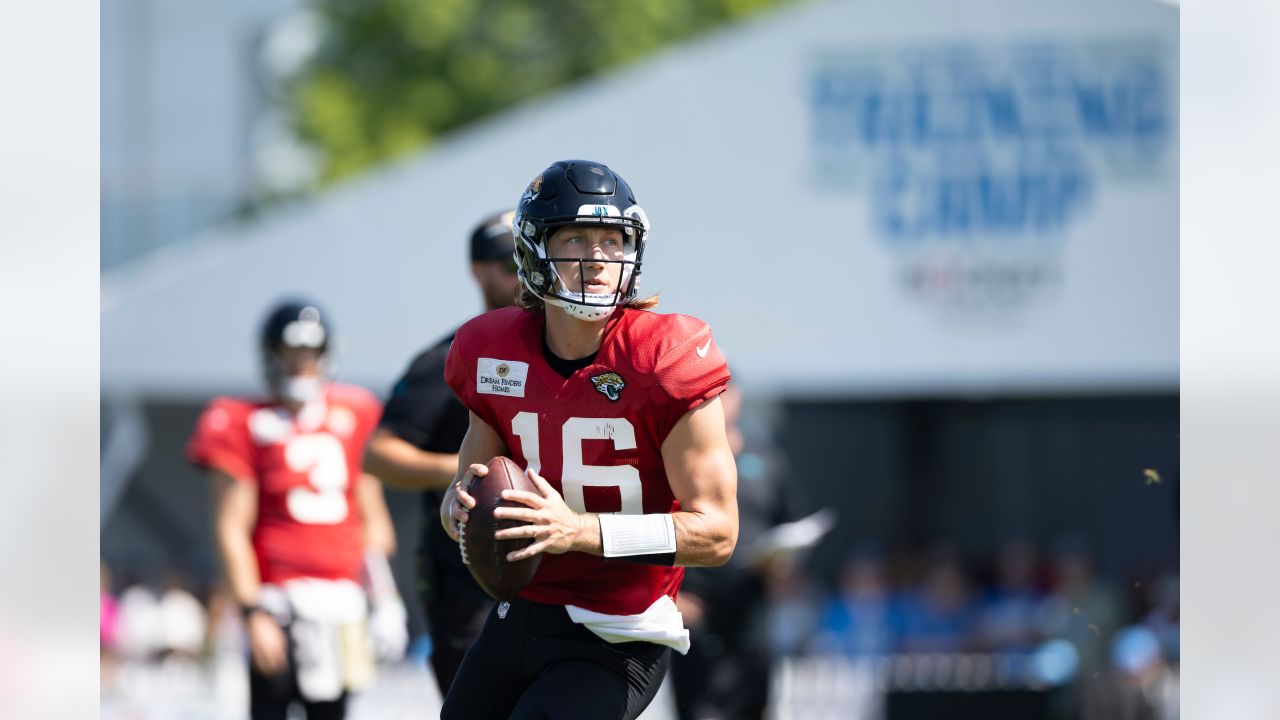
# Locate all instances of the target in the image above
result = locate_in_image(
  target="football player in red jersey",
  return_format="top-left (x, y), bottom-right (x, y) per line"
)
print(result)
top-left (437, 160), bottom-right (739, 719)
top-left (188, 300), bottom-right (408, 720)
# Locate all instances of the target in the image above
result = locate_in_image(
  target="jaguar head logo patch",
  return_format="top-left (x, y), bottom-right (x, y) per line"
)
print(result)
top-left (521, 174), bottom-right (543, 204)
top-left (590, 372), bottom-right (626, 402)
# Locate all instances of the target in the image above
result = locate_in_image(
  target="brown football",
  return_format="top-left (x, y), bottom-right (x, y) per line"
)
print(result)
top-left (460, 456), bottom-right (542, 601)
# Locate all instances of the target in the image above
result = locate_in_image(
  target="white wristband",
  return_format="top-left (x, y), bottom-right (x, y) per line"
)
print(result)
top-left (599, 513), bottom-right (677, 557)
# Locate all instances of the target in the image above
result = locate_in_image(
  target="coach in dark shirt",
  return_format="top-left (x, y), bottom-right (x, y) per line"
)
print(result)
top-left (363, 211), bottom-right (520, 695)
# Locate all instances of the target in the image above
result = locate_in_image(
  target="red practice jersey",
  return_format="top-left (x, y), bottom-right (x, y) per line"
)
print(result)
top-left (187, 383), bottom-right (382, 585)
top-left (445, 307), bottom-right (730, 615)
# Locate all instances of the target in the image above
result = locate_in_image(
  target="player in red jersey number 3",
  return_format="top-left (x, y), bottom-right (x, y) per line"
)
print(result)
top-left (188, 301), bottom-right (406, 720)
top-left (438, 160), bottom-right (739, 719)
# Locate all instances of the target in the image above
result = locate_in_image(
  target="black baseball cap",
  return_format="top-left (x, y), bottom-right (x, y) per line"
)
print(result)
top-left (469, 210), bottom-right (517, 263)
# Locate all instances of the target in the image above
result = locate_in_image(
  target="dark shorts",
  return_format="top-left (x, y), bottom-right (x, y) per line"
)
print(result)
top-left (441, 597), bottom-right (672, 720)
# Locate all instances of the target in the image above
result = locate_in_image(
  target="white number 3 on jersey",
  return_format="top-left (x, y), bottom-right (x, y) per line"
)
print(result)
top-left (283, 434), bottom-right (350, 524)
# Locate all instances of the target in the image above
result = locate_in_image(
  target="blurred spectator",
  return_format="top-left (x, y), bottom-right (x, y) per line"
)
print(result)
top-left (812, 546), bottom-right (896, 659)
top-left (1083, 624), bottom-right (1178, 720)
top-left (101, 560), bottom-right (122, 686)
top-left (101, 561), bottom-right (121, 653)
top-left (975, 538), bottom-right (1045, 653)
top-left (1143, 575), bottom-right (1179, 666)
top-left (1038, 536), bottom-right (1122, 675)
top-left (157, 569), bottom-right (207, 661)
top-left (1111, 625), bottom-right (1163, 684)
top-left (112, 567), bottom-right (209, 665)
top-left (116, 578), bottom-right (165, 662)
top-left (896, 547), bottom-right (976, 653)
top-left (764, 555), bottom-right (821, 658)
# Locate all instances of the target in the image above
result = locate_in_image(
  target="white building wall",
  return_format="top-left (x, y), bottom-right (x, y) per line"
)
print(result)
top-left (102, 0), bottom-right (1177, 399)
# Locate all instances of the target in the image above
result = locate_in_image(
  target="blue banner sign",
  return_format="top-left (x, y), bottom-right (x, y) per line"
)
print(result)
top-left (811, 41), bottom-right (1171, 243)
top-left (810, 41), bottom-right (1171, 312)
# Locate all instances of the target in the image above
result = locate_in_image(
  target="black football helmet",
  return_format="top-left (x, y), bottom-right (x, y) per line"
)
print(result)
top-left (513, 160), bottom-right (650, 321)
top-left (259, 299), bottom-right (333, 403)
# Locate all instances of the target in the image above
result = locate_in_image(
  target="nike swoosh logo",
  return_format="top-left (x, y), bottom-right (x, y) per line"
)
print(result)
top-left (696, 338), bottom-right (712, 358)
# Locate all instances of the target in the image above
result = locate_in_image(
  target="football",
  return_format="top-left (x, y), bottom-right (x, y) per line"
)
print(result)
top-left (460, 456), bottom-right (542, 600)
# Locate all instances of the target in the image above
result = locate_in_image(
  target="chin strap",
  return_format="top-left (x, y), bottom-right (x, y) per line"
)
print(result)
top-left (542, 293), bottom-right (617, 321)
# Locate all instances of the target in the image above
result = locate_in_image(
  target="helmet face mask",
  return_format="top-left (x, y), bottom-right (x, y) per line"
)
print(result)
top-left (513, 161), bottom-right (650, 321)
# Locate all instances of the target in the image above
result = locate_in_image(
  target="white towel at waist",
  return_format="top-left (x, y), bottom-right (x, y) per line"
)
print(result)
top-left (565, 594), bottom-right (691, 655)
top-left (259, 578), bottom-right (367, 624)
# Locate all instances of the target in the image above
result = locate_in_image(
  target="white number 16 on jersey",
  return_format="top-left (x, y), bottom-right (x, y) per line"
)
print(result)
top-left (510, 412), bottom-right (643, 515)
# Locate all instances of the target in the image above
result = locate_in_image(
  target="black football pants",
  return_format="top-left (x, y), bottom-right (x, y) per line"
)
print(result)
top-left (425, 587), bottom-right (493, 695)
top-left (440, 597), bottom-right (671, 720)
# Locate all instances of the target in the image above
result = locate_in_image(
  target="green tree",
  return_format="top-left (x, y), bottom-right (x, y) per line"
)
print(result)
top-left (287, 0), bottom-right (798, 186)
